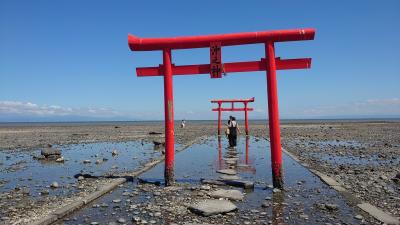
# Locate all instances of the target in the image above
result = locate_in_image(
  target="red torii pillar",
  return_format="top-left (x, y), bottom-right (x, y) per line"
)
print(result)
top-left (128, 28), bottom-right (315, 188)
top-left (211, 97), bottom-right (255, 135)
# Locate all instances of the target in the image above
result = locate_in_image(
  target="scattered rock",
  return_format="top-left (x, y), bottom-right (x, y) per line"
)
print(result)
top-left (117, 218), bottom-right (126, 223)
top-left (188, 199), bottom-right (237, 216)
top-left (266, 184), bottom-right (273, 189)
top-left (41, 189), bottom-right (49, 195)
top-left (21, 187), bottom-right (30, 195)
top-left (32, 155), bottom-right (46, 160)
top-left (55, 157), bottom-right (64, 163)
top-left (132, 217), bottom-right (141, 223)
top-left (354, 214), bottom-right (363, 220)
top-left (392, 173), bottom-right (400, 184)
top-left (200, 185), bottom-right (211, 191)
top-left (41, 147), bottom-right (61, 157)
top-left (138, 178), bottom-right (161, 186)
top-left (50, 181), bottom-right (59, 188)
top-left (153, 141), bottom-right (164, 146)
top-left (184, 223), bottom-right (212, 225)
top-left (299, 214), bottom-right (309, 219)
top-left (325, 203), bottom-right (339, 211)
top-left (209, 189), bottom-right (244, 201)
top-left (261, 202), bottom-right (270, 208)
top-left (112, 150), bottom-right (118, 156)
top-left (113, 199), bottom-right (121, 203)
top-left (272, 188), bottom-right (281, 193)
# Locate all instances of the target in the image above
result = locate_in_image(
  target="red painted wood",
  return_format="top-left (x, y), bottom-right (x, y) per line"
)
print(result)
top-left (265, 42), bottom-right (283, 188)
top-left (210, 42), bottom-right (222, 78)
top-left (163, 49), bottom-right (174, 186)
top-left (128, 28), bottom-right (315, 51)
top-left (136, 58), bottom-right (311, 76)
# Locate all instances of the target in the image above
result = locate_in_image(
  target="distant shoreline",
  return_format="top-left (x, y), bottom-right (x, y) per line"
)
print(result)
top-left (1, 118), bottom-right (399, 126)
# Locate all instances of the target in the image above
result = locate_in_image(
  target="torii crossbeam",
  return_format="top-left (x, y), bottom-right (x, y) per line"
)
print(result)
top-left (128, 28), bottom-right (315, 188)
top-left (211, 97), bottom-right (255, 135)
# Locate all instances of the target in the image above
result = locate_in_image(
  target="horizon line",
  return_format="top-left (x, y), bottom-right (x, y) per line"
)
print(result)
top-left (1, 117), bottom-right (400, 124)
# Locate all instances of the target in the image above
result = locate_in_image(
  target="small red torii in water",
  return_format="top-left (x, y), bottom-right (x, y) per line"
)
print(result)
top-left (211, 97), bottom-right (255, 136)
top-left (128, 28), bottom-right (315, 188)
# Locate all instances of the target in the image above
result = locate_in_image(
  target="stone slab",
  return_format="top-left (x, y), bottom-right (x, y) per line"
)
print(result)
top-left (216, 169), bottom-right (237, 175)
top-left (209, 189), bottom-right (244, 201)
top-left (188, 199), bottom-right (237, 216)
top-left (357, 203), bottom-right (399, 225)
top-left (219, 175), bottom-right (241, 180)
top-left (220, 180), bottom-right (254, 189)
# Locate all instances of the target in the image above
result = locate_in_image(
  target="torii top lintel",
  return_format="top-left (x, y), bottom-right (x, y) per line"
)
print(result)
top-left (211, 97), bottom-right (255, 112)
top-left (128, 28), bottom-right (315, 78)
top-left (211, 97), bottom-right (255, 104)
top-left (128, 28), bottom-right (315, 51)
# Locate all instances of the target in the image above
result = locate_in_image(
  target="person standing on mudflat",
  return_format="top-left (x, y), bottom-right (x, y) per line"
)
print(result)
top-left (227, 116), bottom-right (240, 148)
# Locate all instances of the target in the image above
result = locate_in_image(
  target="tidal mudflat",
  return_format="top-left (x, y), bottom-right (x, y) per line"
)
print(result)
top-left (0, 139), bottom-right (170, 224)
top-left (58, 136), bottom-right (365, 225)
top-left (277, 121), bottom-right (400, 217)
top-left (0, 120), bottom-right (399, 224)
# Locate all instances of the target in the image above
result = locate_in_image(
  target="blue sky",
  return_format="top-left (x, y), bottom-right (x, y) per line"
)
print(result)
top-left (1, 0), bottom-right (399, 121)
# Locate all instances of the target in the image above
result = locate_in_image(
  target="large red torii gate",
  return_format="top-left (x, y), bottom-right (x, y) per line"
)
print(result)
top-left (211, 97), bottom-right (255, 135)
top-left (128, 28), bottom-right (315, 188)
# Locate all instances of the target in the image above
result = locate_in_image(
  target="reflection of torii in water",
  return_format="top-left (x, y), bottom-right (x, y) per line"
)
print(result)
top-left (217, 136), bottom-right (256, 173)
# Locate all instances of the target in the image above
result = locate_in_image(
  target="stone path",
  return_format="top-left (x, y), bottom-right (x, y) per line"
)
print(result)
top-left (190, 146), bottom-right (256, 216)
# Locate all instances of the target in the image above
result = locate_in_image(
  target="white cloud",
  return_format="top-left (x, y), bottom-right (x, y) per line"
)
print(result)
top-left (0, 101), bottom-right (123, 118)
top-left (284, 98), bottom-right (400, 117)
top-left (1, 98), bottom-right (398, 122)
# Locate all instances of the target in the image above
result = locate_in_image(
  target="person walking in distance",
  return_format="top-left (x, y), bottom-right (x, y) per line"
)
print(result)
top-left (227, 116), bottom-right (240, 148)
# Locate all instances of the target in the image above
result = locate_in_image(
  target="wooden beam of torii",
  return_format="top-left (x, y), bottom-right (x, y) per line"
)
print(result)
top-left (211, 97), bottom-right (255, 135)
top-left (128, 28), bottom-right (315, 188)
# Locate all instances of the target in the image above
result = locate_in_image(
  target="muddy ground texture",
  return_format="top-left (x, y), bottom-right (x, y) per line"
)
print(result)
top-left (0, 121), bottom-right (399, 224)
top-left (265, 121), bottom-right (399, 217)
top-left (0, 122), bottom-right (215, 224)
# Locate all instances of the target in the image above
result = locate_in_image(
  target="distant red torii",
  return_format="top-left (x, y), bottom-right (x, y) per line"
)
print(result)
top-left (211, 97), bottom-right (255, 135)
